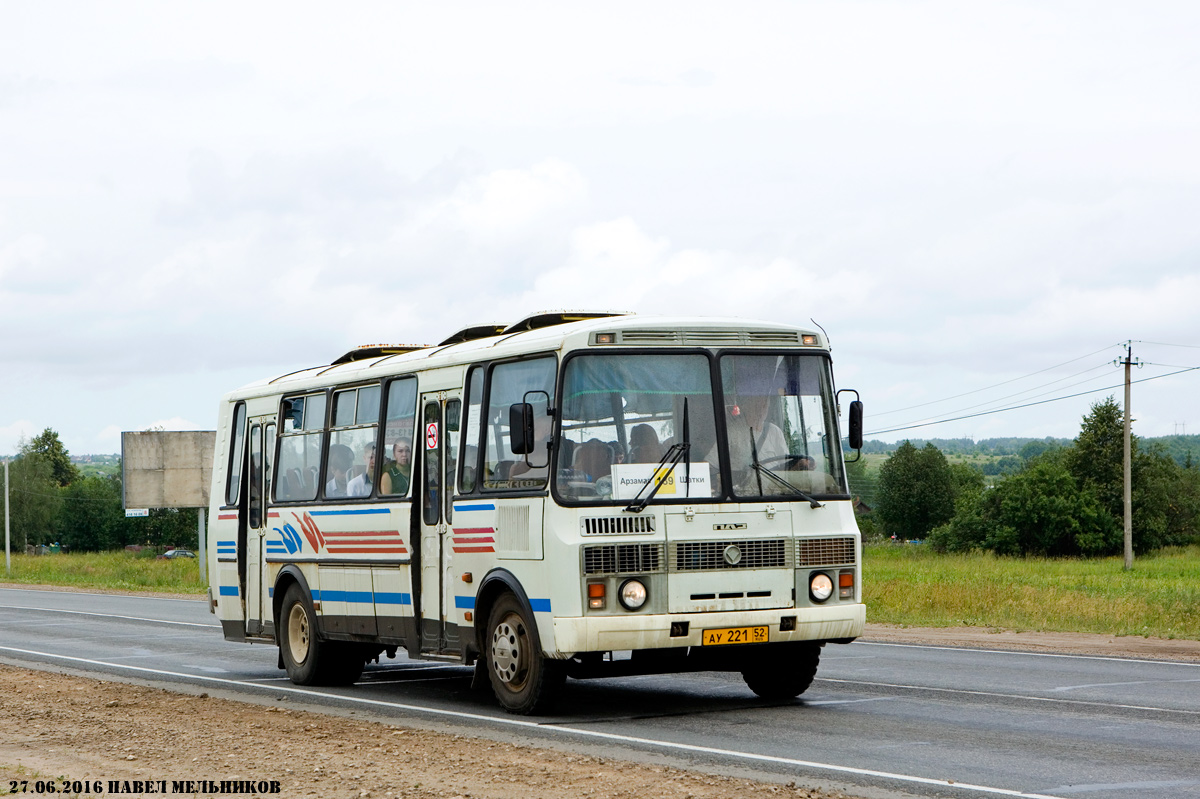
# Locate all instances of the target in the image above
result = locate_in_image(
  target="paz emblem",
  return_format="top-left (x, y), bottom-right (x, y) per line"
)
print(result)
top-left (723, 544), bottom-right (743, 566)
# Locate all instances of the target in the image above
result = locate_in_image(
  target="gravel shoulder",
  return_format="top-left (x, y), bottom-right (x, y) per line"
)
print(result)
top-left (4, 582), bottom-right (1198, 798)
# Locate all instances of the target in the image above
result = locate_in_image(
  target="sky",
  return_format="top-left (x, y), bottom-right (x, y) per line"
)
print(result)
top-left (2, 1), bottom-right (1199, 457)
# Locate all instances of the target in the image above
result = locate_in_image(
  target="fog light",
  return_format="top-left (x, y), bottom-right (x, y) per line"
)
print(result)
top-left (809, 572), bottom-right (833, 603)
top-left (618, 579), bottom-right (648, 610)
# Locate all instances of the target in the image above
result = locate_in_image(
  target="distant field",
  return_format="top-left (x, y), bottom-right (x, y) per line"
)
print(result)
top-left (0, 551), bottom-right (206, 594)
top-left (864, 543), bottom-right (1200, 640)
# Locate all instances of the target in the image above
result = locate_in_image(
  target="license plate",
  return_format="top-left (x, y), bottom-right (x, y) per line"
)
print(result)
top-left (701, 625), bottom-right (768, 646)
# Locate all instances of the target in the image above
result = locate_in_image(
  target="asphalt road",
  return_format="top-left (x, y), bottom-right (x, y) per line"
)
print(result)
top-left (2, 586), bottom-right (1198, 799)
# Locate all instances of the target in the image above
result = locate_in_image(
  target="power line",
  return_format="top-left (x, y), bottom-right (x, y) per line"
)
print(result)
top-left (871, 343), bottom-right (1124, 418)
top-left (866, 365), bottom-right (1200, 437)
top-left (1135, 340), bottom-right (1200, 349)
top-left (878, 361), bottom-right (1116, 432)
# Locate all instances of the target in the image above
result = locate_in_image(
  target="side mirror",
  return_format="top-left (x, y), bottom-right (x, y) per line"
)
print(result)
top-left (509, 403), bottom-right (535, 454)
top-left (848, 400), bottom-right (863, 451)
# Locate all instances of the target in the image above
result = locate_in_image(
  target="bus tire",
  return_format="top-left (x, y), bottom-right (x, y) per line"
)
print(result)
top-left (485, 593), bottom-right (564, 714)
top-left (741, 642), bottom-right (821, 700)
top-left (279, 584), bottom-right (362, 686)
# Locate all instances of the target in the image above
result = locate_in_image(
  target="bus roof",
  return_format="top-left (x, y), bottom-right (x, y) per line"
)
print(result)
top-left (227, 314), bottom-right (828, 399)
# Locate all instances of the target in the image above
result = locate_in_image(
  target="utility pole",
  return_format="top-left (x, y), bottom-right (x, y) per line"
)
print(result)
top-left (4, 458), bottom-right (10, 575)
top-left (1121, 342), bottom-right (1137, 571)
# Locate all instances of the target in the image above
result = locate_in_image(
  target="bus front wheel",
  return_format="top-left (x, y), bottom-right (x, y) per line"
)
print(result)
top-left (278, 584), bottom-right (362, 686)
top-left (484, 594), bottom-right (564, 714)
top-left (741, 642), bottom-right (822, 700)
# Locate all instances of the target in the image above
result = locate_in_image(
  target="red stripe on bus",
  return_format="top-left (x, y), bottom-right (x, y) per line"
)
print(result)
top-left (218, 514), bottom-right (238, 521)
top-left (324, 546), bottom-right (408, 554)
top-left (452, 537), bottom-right (495, 544)
top-left (453, 546), bottom-right (495, 553)
top-left (452, 527), bottom-right (495, 535)
top-left (322, 530), bottom-right (400, 538)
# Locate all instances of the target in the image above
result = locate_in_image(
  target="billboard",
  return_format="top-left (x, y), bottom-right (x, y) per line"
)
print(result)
top-left (121, 431), bottom-right (216, 509)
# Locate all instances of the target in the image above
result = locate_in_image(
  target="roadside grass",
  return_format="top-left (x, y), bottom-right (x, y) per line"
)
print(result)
top-left (864, 543), bottom-right (1200, 640)
top-left (0, 551), bottom-right (206, 594)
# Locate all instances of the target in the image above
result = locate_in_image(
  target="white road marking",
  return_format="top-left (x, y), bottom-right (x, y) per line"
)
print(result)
top-left (856, 641), bottom-right (1200, 668)
top-left (805, 696), bottom-right (895, 707)
top-left (0, 604), bottom-right (217, 628)
top-left (816, 677), bottom-right (1200, 716)
top-left (0, 643), bottom-right (1068, 799)
top-left (1049, 678), bottom-right (1200, 692)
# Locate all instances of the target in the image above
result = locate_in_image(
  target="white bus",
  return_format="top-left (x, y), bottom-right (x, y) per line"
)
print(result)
top-left (207, 312), bottom-right (866, 714)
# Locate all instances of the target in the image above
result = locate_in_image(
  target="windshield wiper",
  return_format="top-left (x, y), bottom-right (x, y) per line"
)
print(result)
top-left (750, 462), bottom-right (824, 508)
top-left (625, 401), bottom-right (691, 514)
top-left (745, 425), bottom-right (823, 509)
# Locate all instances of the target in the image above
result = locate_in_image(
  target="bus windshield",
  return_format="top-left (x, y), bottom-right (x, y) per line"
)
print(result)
top-left (556, 353), bottom-right (722, 503)
top-left (556, 350), bottom-right (849, 504)
top-left (719, 353), bottom-right (846, 499)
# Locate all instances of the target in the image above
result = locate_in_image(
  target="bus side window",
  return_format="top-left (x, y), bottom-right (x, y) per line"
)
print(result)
top-left (482, 357), bottom-right (555, 491)
top-left (381, 377), bottom-right (416, 497)
top-left (459, 366), bottom-right (484, 494)
top-left (225, 403), bottom-right (247, 506)
top-left (444, 398), bottom-right (460, 523)
top-left (276, 392), bottom-right (326, 503)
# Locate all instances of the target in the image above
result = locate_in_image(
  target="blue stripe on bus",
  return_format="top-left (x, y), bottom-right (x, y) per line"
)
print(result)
top-left (455, 596), bottom-right (549, 611)
top-left (454, 503), bottom-right (495, 512)
top-left (219, 586), bottom-right (239, 597)
top-left (312, 589), bottom-right (374, 603)
top-left (264, 587), bottom-right (410, 605)
top-left (308, 508), bottom-right (391, 517)
top-left (375, 592), bottom-right (412, 605)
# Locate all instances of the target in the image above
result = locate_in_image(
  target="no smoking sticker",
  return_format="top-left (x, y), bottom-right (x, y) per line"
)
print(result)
top-left (425, 422), bottom-right (439, 450)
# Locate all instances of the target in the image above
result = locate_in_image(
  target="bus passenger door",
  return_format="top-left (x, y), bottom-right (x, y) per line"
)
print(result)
top-left (245, 419), bottom-right (273, 636)
top-left (417, 391), bottom-right (462, 656)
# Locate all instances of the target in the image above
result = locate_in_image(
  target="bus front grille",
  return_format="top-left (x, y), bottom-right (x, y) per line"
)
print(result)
top-left (582, 516), bottom-right (655, 536)
top-left (796, 537), bottom-right (857, 567)
top-left (583, 543), bottom-right (664, 575)
top-left (670, 539), bottom-right (791, 571)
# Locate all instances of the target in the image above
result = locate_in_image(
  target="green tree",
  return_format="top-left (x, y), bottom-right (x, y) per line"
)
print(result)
top-left (24, 428), bottom-right (79, 487)
top-left (1066, 397), bottom-right (1126, 520)
top-left (1130, 443), bottom-right (1200, 552)
top-left (875, 441), bottom-right (955, 540)
top-left (931, 455), bottom-right (1117, 556)
top-left (2, 452), bottom-right (62, 550)
top-left (57, 474), bottom-right (127, 552)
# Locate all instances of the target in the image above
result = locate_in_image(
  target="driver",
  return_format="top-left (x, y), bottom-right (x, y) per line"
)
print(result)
top-left (731, 393), bottom-right (787, 463)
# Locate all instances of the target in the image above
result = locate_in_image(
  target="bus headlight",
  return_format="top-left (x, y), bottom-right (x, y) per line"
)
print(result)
top-left (809, 572), bottom-right (834, 603)
top-left (618, 579), bottom-right (648, 610)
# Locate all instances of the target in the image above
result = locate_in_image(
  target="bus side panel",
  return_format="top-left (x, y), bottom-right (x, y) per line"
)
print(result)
top-left (372, 564), bottom-right (416, 641)
top-left (211, 511), bottom-right (245, 640)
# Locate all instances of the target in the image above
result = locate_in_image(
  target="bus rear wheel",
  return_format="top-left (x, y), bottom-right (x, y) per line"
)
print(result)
top-left (485, 594), bottom-right (564, 714)
top-left (279, 584), bottom-right (363, 686)
top-left (741, 642), bottom-right (822, 700)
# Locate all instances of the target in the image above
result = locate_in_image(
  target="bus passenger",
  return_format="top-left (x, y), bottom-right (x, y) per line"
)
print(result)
top-left (325, 444), bottom-right (354, 498)
top-left (347, 441), bottom-right (376, 497)
top-left (628, 424), bottom-right (664, 463)
top-left (381, 438), bottom-right (412, 496)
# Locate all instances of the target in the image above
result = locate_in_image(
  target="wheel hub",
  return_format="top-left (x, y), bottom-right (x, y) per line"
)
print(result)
top-left (287, 604), bottom-right (310, 666)
top-left (490, 615), bottom-right (526, 686)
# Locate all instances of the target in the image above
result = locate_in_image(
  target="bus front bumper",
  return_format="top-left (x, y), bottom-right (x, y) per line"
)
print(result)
top-left (550, 603), bottom-right (865, 656)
